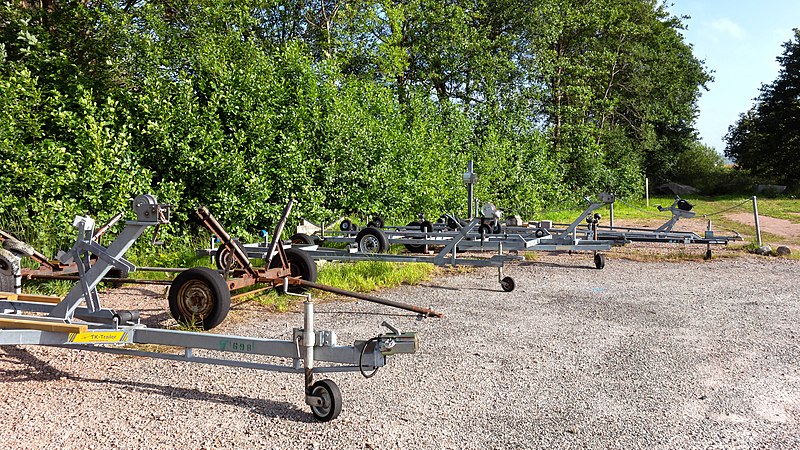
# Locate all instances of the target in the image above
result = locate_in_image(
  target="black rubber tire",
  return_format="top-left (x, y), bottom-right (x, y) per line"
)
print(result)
top-left (356, 227), bottom-right (389, 253)
top-left (269, 247), bottom-right (318, 293)
top-left (309, 379), bottom-right (342, 422)
top-left (168, 267), bottom-right (231, 330)
top-left (492, 223), bottom-right (502, 234)
top-left (594, 253), bottom-right (606, 270)
top-left (214, 246), bottom-right (242, 271)
top-left (478, 224), bottom-right (492, 237)
top-left (446, 217), bottom-right (458, 230)
top-left (500, 276), bottom-right (515, 292)
top-left (339, 219), bottom-right (352, 232)
top-left (534, 228), bottom-right (546, 238)
top-left (290, 233), bottom-right (315, 246)
top-left (2, 237), bottom-right (34, 257)
top-left (368, 216), bottom-right (385, 228)
top-left (404, 221), bottom-right (425, 253)
top-left (420, 220), bottom-right (433, 232)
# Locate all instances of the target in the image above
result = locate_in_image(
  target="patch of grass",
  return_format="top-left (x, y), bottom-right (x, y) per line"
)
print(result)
top-left (317, 261), bottom-right (437, 293)
top-left (23, 279), bottom-right (73, 297)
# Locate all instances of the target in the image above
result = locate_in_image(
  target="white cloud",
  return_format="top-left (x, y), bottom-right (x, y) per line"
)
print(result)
top-left (710, 18), bottom-right (745, 40)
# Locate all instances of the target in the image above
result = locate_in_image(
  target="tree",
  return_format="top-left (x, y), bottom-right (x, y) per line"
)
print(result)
top-left (725, 29), bottom-right (800, 186)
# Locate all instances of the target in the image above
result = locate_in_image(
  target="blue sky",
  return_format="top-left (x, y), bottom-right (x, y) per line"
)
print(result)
top-left (666, 1), bottom-right (800, 155)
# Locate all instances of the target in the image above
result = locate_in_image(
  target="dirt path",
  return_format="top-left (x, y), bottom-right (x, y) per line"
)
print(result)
top-left (727, 213), bottom-right (800, 240)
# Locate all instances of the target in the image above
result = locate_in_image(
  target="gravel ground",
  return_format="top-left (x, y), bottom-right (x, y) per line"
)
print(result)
top-left (1, 252), bottom-right (799, 449)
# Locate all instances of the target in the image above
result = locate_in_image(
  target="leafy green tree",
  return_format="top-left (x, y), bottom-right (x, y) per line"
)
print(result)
top-left (725, 29), bottom-right (800, 186)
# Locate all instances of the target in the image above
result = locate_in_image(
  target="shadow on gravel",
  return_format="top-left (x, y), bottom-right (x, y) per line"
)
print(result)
top-left (314, 310), bottom-right (422, 318)
top-left (416, 283), bottom-right (460, 291)
top-left (519, 261), bottom-right (597, 270)
top-left (0, 347), bottom-right (316, 422)
top-left (0, 347), bottom-right (72, 382)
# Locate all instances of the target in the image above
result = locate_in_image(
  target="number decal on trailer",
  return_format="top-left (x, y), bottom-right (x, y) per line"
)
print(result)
top-left (218, 339), bottom-right (254, 352)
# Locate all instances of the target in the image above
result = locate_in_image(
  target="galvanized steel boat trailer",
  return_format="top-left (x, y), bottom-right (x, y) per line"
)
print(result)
top-left (0, 195), bottom-right (419, 421)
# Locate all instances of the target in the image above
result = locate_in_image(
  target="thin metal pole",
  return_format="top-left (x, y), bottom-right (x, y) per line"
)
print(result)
top-left (609, 202), bottom-right (614, 229)
top-left (467, 160), bottom-right (474, 219)
top-left (298, 279), bottom-right (443, 317)
top-left (645, 177), bottom-right (649, 208)
top-left (752, 196), bottom-right (762, 247)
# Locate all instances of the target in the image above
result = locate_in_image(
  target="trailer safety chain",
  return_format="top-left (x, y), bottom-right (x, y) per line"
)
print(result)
top-left (697, 198), bottom-right (753, 218)
top-left (616, 198), bottom-right (666, 216)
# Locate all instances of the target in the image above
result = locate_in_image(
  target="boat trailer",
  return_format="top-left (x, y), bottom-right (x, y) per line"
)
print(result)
top-left (0, 195), bottom-right (420, 421)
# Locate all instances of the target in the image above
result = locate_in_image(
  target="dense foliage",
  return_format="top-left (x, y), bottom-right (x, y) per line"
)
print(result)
top-left (725, 29), bottom-right (800, 188)
top-left (1, 0), bottom-right (710, 246)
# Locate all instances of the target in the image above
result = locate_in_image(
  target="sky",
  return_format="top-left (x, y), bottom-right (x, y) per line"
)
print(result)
top-left (666, 0), bottom-right (800, 155)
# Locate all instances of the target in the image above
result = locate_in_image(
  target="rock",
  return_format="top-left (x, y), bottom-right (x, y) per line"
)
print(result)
top-left (756, 245), bottom-right (772, 256)
top-left (776, 246), bottom-right (791, 256)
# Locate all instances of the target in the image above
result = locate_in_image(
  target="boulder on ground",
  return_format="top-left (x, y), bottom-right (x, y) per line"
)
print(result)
top-left (755, 245), bottom-right (773, 256)
top-left (776, 246), bottom-right (792, 256)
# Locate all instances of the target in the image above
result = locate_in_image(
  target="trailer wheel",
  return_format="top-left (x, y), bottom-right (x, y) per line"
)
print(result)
top-left (168, 267), bottom-right (230, 330)
top-left (340, 219), bottom-right (352, 232)
top-left (269, 247), bottom-right (318, 293)
top-left (214, 246), bottom-right (242, 271)
top-left (356, 227), bottom-right (389, 253)
top-left (309, 379), bottom-right (342, 422)
top-left (535, 228), bottom-right (546, 238)
top-left (478, 224), bottom-right (492, 237)
top-left (368, 216), bottom-right (385, 228)
top-left (500, 276), bottom-right (515, 292)
top-left (403, 221), bottom-right (425, 253)
top-left (594, 253), bottom-right (606, 270)
top-left (492, 223), bottom-right (502, 234)
top-left (290, 233), bottom-right (315, 246)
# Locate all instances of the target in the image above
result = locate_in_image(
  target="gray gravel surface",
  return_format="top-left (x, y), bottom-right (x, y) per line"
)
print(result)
top-left (1, 254), bottom-right (799, 449)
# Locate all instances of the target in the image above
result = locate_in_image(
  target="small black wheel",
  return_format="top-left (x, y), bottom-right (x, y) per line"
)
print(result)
top-left (168, 267), bottom-right (231, 330)
top-left (500, 276), bottom-right (515, 292)
top-left (309, 379), bottom-right (342, 422)
top-left (404, 221), bottom-right (425, 253)
top-left (356, 227), bottom-right (389, 253)
top-left (214, 246), bottom-right (242, 271)
top-left (534, 228), bottom-right (546, 238)
top-left (290, 233), bottom-right (315, 246)
top-left (420, 220), bottom-right (433, 233)
top-left (594, 253), bottom-right (606, 270)
top-left (339, 219), bottom-right (352, 232)
top-left (349, 223), bottom-right (359, 232)
top-left (446, 217), bottom-right (458, 230)
top-left (269, 247), bottom-right (318, 293)
top-left (478, 223), bottom-right (492, 237)
top-left (492, 223), bottom-right (502, 234)
top-left (705, 249), bottom-right (712, 260)
top-left (371, 216), bottom-right (385, 228)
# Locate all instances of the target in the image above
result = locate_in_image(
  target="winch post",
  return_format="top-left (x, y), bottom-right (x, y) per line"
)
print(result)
top-left (196, 206), bottom-right (258, 278)
top-left (49, 195), bottom-right (168, 320)
top-left (264, 199), bottom-right (295, 269)
top-left (463, 160), bottom-right (478, 219)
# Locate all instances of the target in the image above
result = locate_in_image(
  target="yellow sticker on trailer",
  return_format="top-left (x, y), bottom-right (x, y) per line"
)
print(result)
top-left (68, 331), bottom-right (127, 343)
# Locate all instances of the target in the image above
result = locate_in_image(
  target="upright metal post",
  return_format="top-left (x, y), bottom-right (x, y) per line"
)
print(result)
top-left (752, 196), bottom-right (762, 247)
top-left (609, 202), bottom-right (615, 229)
top-left (464, 161), bottom-right (477, 219)
top-left (645, 177), bottom-right (650, 208)
top-left (303, 299), bottom-right (315, 392)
